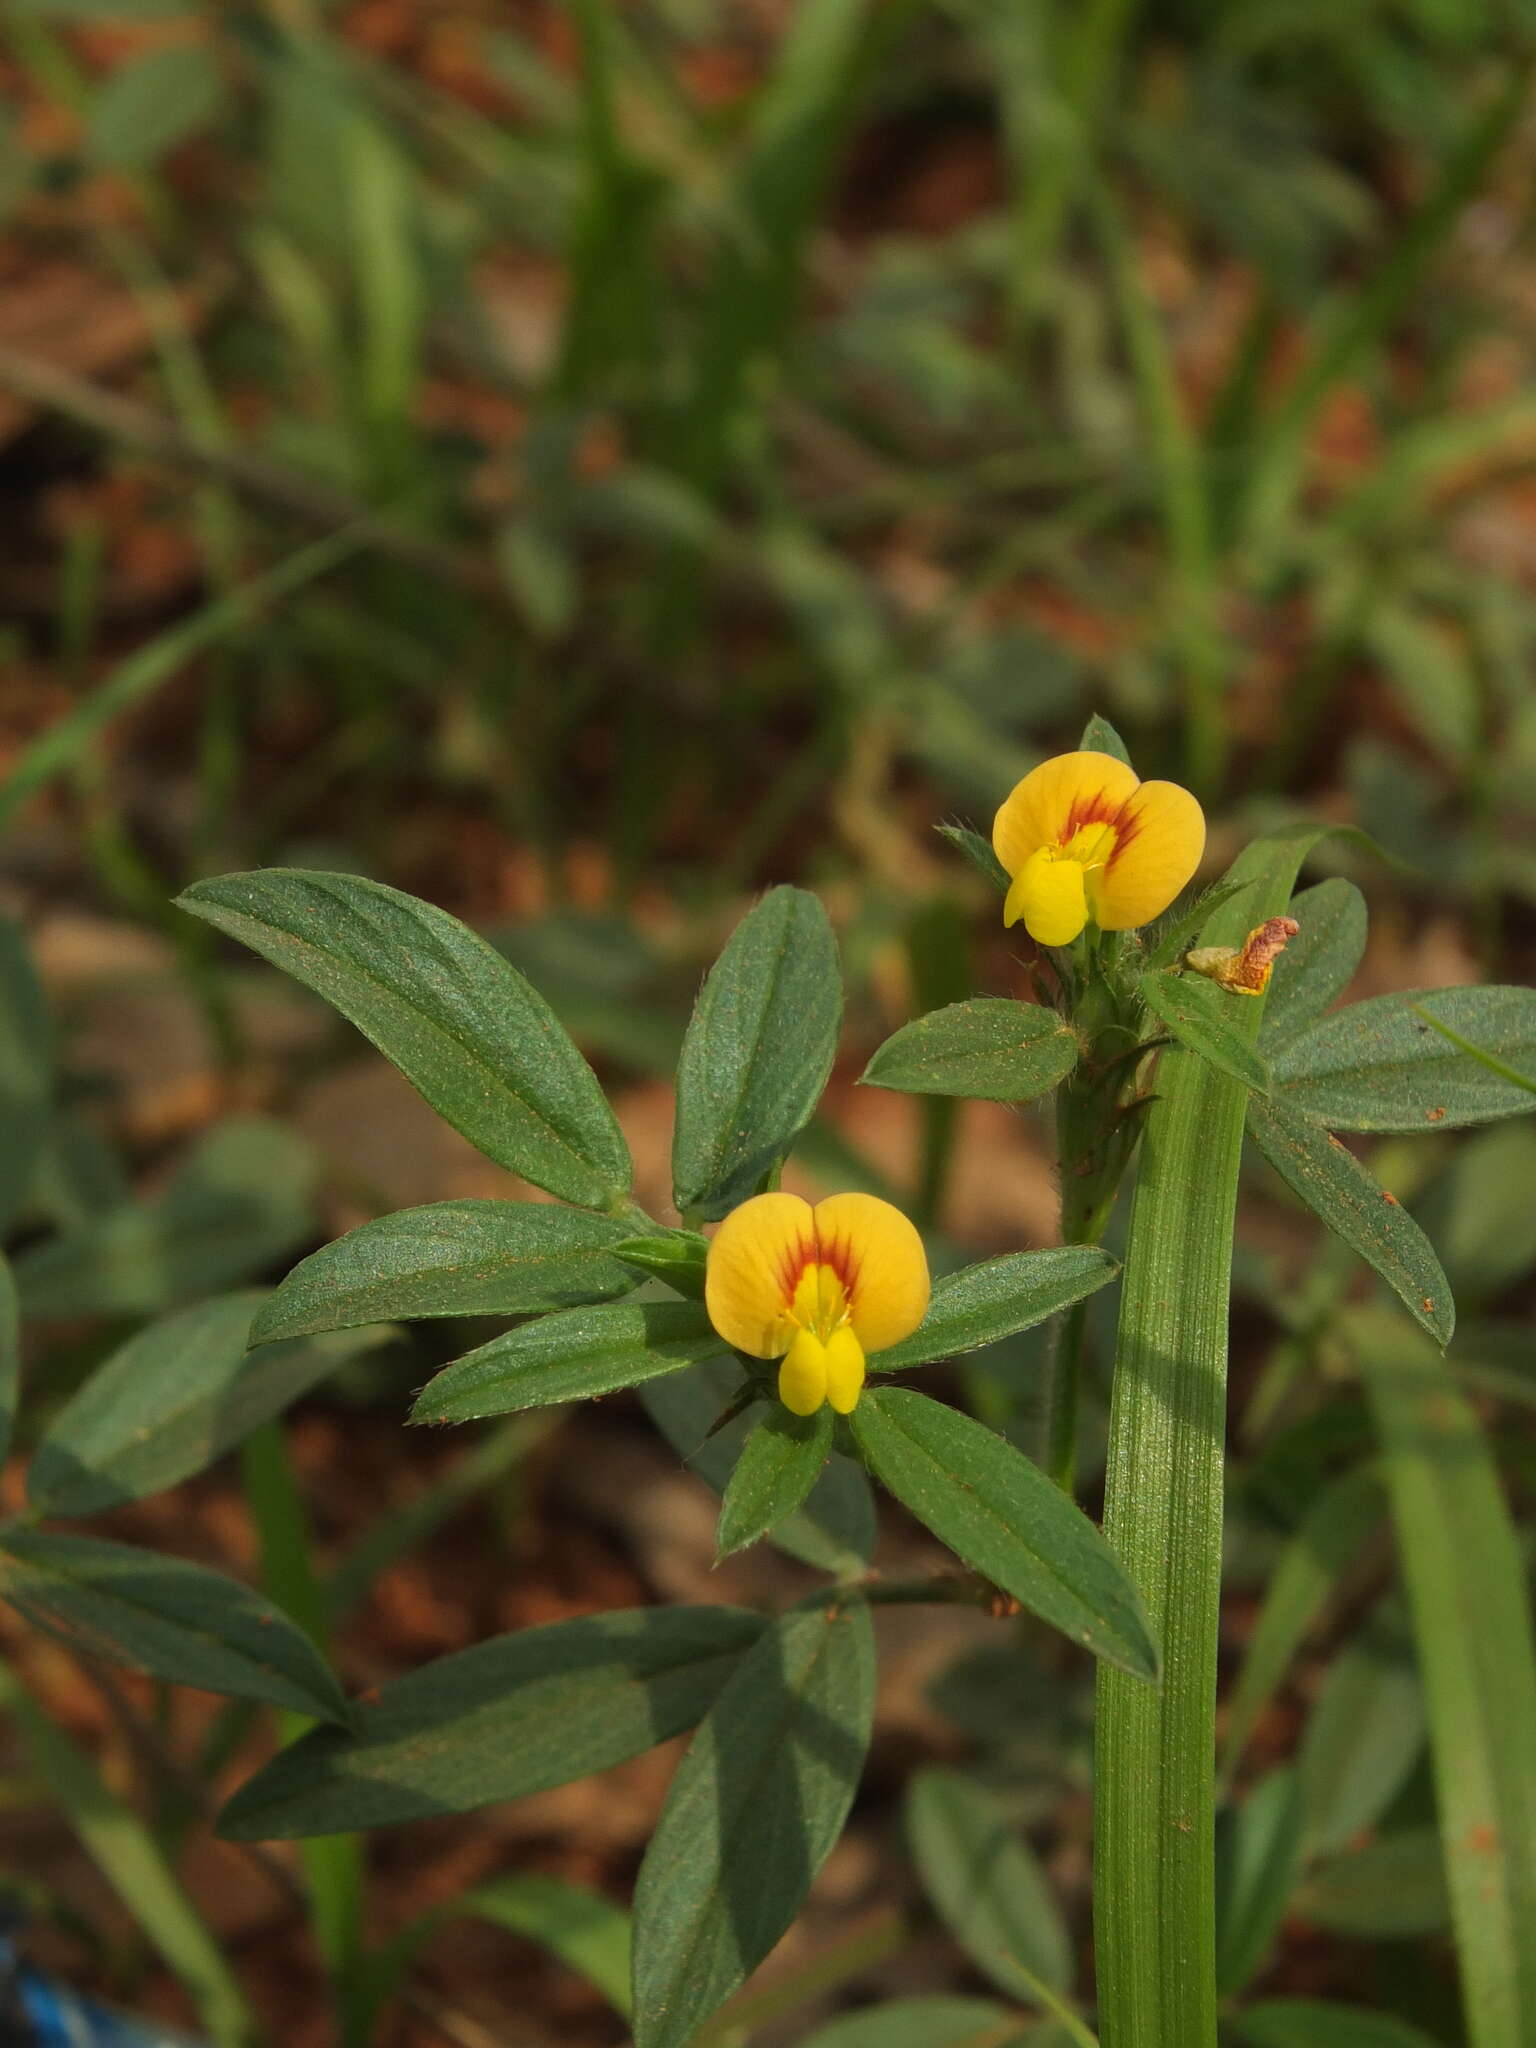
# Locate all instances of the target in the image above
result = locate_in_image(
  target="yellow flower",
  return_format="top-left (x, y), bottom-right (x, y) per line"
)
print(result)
top-left (704, 1191), bottom-right (930, 1417)
top-left (992, 749), bottom-right (1206, 947)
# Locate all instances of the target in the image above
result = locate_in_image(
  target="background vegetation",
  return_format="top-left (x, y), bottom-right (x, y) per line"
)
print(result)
top-left (0, 1), bottom-right (1533, 2043)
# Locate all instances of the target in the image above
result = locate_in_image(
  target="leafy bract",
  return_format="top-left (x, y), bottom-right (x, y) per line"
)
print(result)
top-left (671, 887), bottom-right (840, 1219)
top-left (178, 870), bottom-right (632, 1208)
top-left (410, 1300), bottom-right (723, 1424)
top-left (0, 1530), bottom-right (350, 1724)
top-left (632, 1598), bottom-right (875, 2048)
top-left (851, 1387), bottom-right (1158, 1679)
top-left (28, 1292), bottom-right (386, 1516)
top-left (1273, 985), bottom-right (1536, 1131)
top-left (870, 1247), bottom-right (1117, 1373)
top-left (1245, 1094), bottom-right (1454, 1342)
top-left (220, 1606), bottom-right (764, 1838)
top-left (862, 999), bottom-right (1078, 1104)
top-left (250, 1200), bottom-right (637, 1343)
top-left (716, 1406), bottom-right (834, 1559)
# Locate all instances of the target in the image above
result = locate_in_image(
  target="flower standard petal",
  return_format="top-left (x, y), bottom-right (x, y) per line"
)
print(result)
top-left (814, 1192), bottom-right (930, 1355)
top-left (992, 751), bottom-right (1141, 885)
top-left (1090, 778), bottom-right (1206, 931)
top-left (704, 1191), bottom-right (815, 1358)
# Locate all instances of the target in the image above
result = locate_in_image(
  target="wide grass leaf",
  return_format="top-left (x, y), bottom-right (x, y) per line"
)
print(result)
top-left (632, 1598), bottom-right (875, 2048)
top-left (1214, 1769), bottom-right (1303, 1995)
top-left (1352, 1308), bottom-right (1536, 2046)
top-left (251, 1200), bottom-right (638, 1343)
top-left (869, 1247), bottom-right (1117, 1373)
top-left (220, 1606), bottom-right (764, 1838)
top-left (15, 1117), bottom-right (319, 1318)
top-left (1259, 879), bottom-right (1367, 1055)
top-left (671, 887), bottom-right (840, 1219)
top-left (850, 1387), bottom-right (1158, 1679)
top-left (1273, 985), bottom-right (1536, 1131)
top-left (716, 1406), bottom-right (834, 1560)
top-left (906, 1768), bottom-right (1072, 1999)
top-left (1237, 2000), bottom-right (1444, 2048)
top-left (642, 1356), bottom-right (875, 1574)
top-left (0, 1530), bottom-right (349, 1724)
top-left (1141, 971), bottom-right (1268, 1093)
top-left (411, 1300), bottom-right (723, 1424)
top-left (861, 998), bottom-right (1078, 1104)
top-left (1246, 1094), bottom-right (1454, 1342)
top-left (178, 870), bottom-right (631, 1209)
top-left (29, 1291), bottom-right (385, 1516)
top-left (804, 1999), bottom-right (1033, 2048)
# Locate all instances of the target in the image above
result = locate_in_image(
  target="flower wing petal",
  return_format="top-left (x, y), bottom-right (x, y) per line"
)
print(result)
top-left (705, 1191), bottom-right (814, 1358)
top-left (814, 1192), bottom-right (930, 1354)
top-left (992, 750), bottom-right (1141, 881)
top-left (1092, 777), bottom-right (1206, 931)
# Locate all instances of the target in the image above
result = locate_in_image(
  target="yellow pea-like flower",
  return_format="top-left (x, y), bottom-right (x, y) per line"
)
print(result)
top-left (992, 749), bottom-right (1206, 948)
top-left (704, 1191), bottom-right (931, 1418)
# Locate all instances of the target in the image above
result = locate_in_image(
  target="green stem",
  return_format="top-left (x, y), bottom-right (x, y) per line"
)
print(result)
top-left (1092, 831), bottom-right (1321, 2048)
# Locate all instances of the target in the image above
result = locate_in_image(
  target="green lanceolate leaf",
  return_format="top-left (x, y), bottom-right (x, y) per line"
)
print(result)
top-left (907, 1768), bottom-right (1073, 2000)
top-left (671, 887), bottom-right (840, 1219)
top-left (1236, 2000), bottom-right (1444, 2048)
top-left (0, 914), bottom-right (53, 1235)
top-left (28, 1292), bottom-right (385, 1517)
top-left (631, 1597), bottom-right (875, 2048)
top-left (642, 1357), bottom-right (875, 1574)
top-left (850, 1387), bottom-right (1158, 1679)
top-left (1258, 878), bottom-right (1368, 1056)
top-left (0, 1256), bottom-right (17, 1469)
top-left (15, 1118), bottom-right (319, 1319)
top-left (1296, 1827), bottom-right (1449, 1938)
top-left (1273, 985), bottom-right (1536, 1132)
top-left (611, 1231), bottom-right (710, 1300)
top-left (861, 999), bottom-right (1079, 1104)
top-left (1351, 1309), bottom-right (1536, 2046)
top-left (716, 1406), bottom-right (834, 1559)
top-left (870, 1247), bottom-right (1117, 1373)
top-left (178, 870), bottom-right (632, 1209)
top-left (250, 1201), bottom-right (638, 1344)
top-left (1246, 1094), bottom-right (1454, 1343)
top-left (1214, 1769), bottom-right (1303, 1996)
top-left (410, 1299), bottom-right (723, 1425)
top-left (1298, 1619), bottom-right (1424, 1861)
top-left (1079, 713), bottom-right (1131, 763)
top-left (936, 823), bottom-right (1011, 893)
top-left (1141, 970), bottom-right (1269, 1093)
top-left (220, 1605), bottom-right (764, 1839)
top-left (1220, 1464), bottom-right (1385, 1788)
top-left (0, 1531), bottom-right (349, 1724)
top-left (804, 1999), bottom-right (1033, 2048)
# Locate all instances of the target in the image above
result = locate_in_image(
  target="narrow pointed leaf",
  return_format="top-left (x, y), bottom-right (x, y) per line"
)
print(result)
top-left (1296, 1827), bottom-right (1449, 1937)
top-left (632, 1598), bottom-right (875, 2048)
top-left (611, 1231), bottom-right (710, 1300)
top-left (1141, 971), bottom-right (1269, 1093)
top-left (671, 887), bottom-right (840, 1219)
top-left (0, 1530), bottom-right (350, 1723)
top-left (220, 1606), bottom-right (765, 1839)
top-left (1145, 883), bottom-right (1249, 970)
top-left (907, 1768), bottom-right (1073, 1999)
top-left (870, 1247), bottom-right (1117, 1373)
top-left (178, 870), bottom-right (631, 1208)
top-left (1215, 1768), bottom-right (1304, 1995)
top-left (936, 823), bottom-right (1011, 893)
top-left (805, 2000), bottom-right (1033, 2048)
top-left (716, 1406), bottom-right (834, 1559)
top-left (862, 999), bottom-right (1079, 1104)
top-left (1246, 1094), bottom-right (1454, 1342)
top-left (411, 1299), bottom-right (723, 1424)
top-left (29, 1292), bottom-right (385, 1516)
top-left (850, 1387), bottom-right (1158, 1678)
top-left (1273, 985), bottom-right (1536, 1131)
top-left (642, 1356), bottom-right (875, 1573)
top-left (1237, 2000), bottom-right (1444, 2048)
top-left (1298, 1621), bottom-right (1424, 1861)
top-left (1259, 878), bottom-right (1368, 1054)
top-left (250, 1201), bottom-right (638, 1344)
top-left (1352, 1308), bottom-right (1536, 2042)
